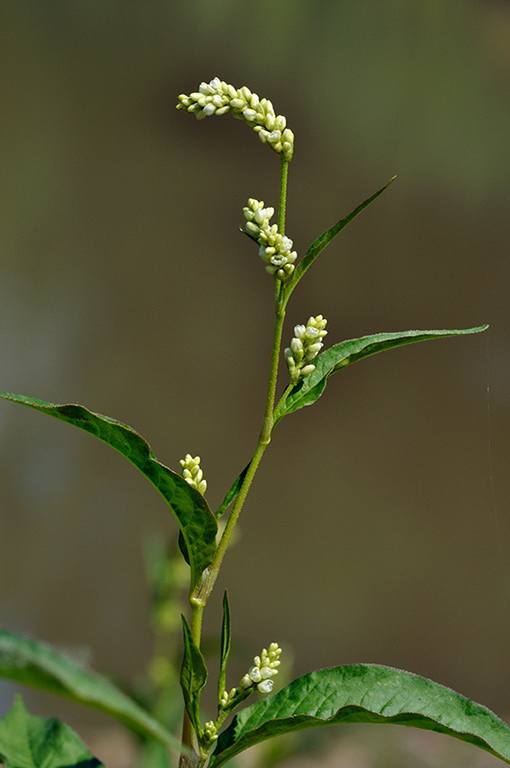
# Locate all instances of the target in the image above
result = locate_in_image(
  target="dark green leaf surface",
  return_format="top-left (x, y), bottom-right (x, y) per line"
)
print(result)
top-left (285, 177), bottom-right (395, 299)
top-left (180, 617), bottom-right (208, 734)
top-left (218, 591), bottom-right (231, 703)
top-left (273, 326), bottom-right (487, 426)
top-left (0, 629), bottom-right (179, 750)
top-left (0, 392), bottom-right (217, 590)
top-left (210, 665), bottom-right (510, 767)
top-left (0, 695), bottom-right (102, 768)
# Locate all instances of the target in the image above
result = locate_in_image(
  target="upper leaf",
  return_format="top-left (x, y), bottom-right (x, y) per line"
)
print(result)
top-left (0, 629), bottom-right (180, 751)
top-left (273, 326), bottom-right (488, 426)
top-left (218, 591), bottom-right (232, 704)
top-left (0, 392), bottom-right (217, 590)
top-left (215, 462), bottom-right (251, 519)
top-left (283, 177), bottom-right (395, 302)
top-left (180, 617), bottom-right (208, 735)
top-left (210, 664), bottom-right (510, 767)
top-left (0, 695), bottom-right (103, 768)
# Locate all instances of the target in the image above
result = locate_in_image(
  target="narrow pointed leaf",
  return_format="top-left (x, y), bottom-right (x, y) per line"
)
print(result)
top-left (218, 591), bottom-right (231, 703)
top-left (285, 177), bottom-right (395, 298)
top-left (273, 326), bottom-right (487, 426)
top-left (0, 392), bottom-right (217, 590)
top-left (0, 630), bottom-right (180, 750)
top-left (216, 462), bottom-right (251, 519)
top-left (0, 695), bottom-right (103, 768)
top-left (180, 617), bottom-right (208, 734)
top-left (210, 665), bottom-right (510, 767)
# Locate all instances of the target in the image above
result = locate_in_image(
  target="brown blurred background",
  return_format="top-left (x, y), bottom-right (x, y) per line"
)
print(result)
top-left (0, 0), bottom-right (509, 758)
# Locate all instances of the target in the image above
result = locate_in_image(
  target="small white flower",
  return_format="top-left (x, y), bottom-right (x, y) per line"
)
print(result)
top-left (257, 679), bottom-right (274, 693)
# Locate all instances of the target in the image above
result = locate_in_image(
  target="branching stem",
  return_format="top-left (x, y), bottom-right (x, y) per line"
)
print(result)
top-left (179, 157), bottom-right (290, 767)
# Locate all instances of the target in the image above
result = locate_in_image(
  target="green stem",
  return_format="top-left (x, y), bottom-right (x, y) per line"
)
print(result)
top-left (181, 154), bottom-right (291, 766)
top-left (191, 302), bottom-right (286, 605)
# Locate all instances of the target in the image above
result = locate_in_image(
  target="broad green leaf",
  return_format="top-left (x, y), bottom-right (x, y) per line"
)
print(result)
top-left (218, 591), bottom-right (231, 703)
top-left (216, 462), bottom-right (251, 519)
top-left (0, 629), bottom-right (180, 751)
top-left (0, 695), bottom-right (102, 768)
top-left (180, 617), bottom-right (208, 735)
top-left (0, 392), bottom-right (217, 590)
top-left (210, 665), bottom-right (510, 767)
top-left (284, 177), bottom-right (395, 301)
top-left (273, 326), bottom-right (488, 426)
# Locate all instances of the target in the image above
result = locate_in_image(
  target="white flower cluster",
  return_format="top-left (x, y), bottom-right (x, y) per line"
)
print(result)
top-left (243, 198), bottom-right (297, 281)
top-left (179, 454), bottom-right (207, 495)
top-left (285, 316), bottom-right (328, 384)
top-left (176, 78), bottom-right (294, 161)
top-left (219, 643), bottom-right (282, 709)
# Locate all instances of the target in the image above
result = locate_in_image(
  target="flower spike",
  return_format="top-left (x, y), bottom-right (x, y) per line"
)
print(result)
top-left (285, 316), bottom-right (328, 384)
top-left (180, 454), bottom-right (207, 496)
top-left (177, 78), bottom-right (294, 161)
top-left (243, 198), bottom-right (297, 281)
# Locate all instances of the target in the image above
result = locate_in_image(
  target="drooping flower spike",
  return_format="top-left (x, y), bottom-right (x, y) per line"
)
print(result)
top-left (177, 78), bottom-right (294, 161)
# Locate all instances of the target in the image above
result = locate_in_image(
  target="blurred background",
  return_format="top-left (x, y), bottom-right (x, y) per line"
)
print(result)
top-left (1, 0), bottom-right (509, 765)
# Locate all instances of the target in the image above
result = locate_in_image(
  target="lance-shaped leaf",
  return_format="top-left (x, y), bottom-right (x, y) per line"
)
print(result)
top-left (209, 665), bottom-right (510, 767)
top-left (273, 326), bottom-right (487, 427)
top-left (284, 177), bottom-right (395, 301)
top-left (180, 617), bottom-right (208, 735)
top-left (0, 695), bottom-right (103, 768)
top-left (0, 630), bottom-right (180, 750)
top-left (0, 392), bottom-right (217, 590)
top-left (217, 591), bottom-right (231, 704)
top-left (215, 462), bottom-right (251, 519)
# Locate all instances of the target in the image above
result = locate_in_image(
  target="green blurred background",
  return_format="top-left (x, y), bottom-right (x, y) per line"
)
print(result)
top-left (1, 0), bottom-right (509, 751)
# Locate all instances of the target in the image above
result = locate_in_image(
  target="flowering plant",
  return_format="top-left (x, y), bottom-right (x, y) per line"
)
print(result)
top-left (0, 79), bottom-right (506, 768)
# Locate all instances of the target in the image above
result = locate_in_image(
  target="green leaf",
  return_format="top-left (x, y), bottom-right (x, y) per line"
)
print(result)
top-left (284, 177), bottom-right (395, 300)
top-left (216, 462), bottom-right (251, 519)
top-left (209, 665), bottom-right (510, 767)
top-left (0, 695), bottom-right (102, 768)
top-left (218, 591), bottom-right (231, 703)
top-left (273, 326), bottom-right (488, 426)
top-left (180, 617), bottom-right (208, 735)
top-left (0, 629), bottom-right (180, 751)
top-left (0, 392), bottom-right (217, 590)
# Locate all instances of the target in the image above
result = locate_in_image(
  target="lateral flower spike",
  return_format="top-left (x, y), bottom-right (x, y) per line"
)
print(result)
top-left (176, 78), bottom-right (294, 161)
top-left (240, 643), bottom-right (282, 694)
top-left (285, 316), bottom-right (328, 384)
top-left (243, 198), bottom-right (297, 281)
top-left (179, 454), bottom-right (207, 496)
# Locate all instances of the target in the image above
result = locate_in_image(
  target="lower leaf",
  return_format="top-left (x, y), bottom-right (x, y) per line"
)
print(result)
top-left (0, 629), bottom-right (180, 751)
top-left (0, 695), bottom-right (103, 768)
top-left (209, 664), bottom-right (510, 767)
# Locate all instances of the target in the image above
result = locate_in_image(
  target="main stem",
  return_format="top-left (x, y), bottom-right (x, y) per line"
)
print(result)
top-left (179, 156), bottom-right (290, 767)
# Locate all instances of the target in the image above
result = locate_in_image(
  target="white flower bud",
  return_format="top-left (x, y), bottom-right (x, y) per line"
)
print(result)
top-left (249, 666), bottom-right (262, 683)
top-left (180, 454), bottom-right (207, 495)
top-left (260, 666), bottom-right (275, 679)
top-left (257, 679), bottom-right (274, 693)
